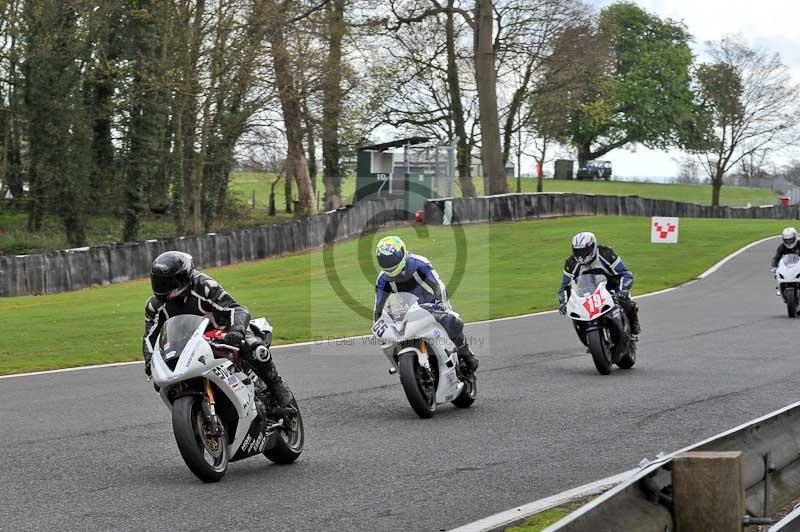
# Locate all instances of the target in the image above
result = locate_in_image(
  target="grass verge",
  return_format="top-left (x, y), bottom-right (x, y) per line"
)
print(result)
top-left (505, 496), bottom-right (595, 532)
top-left (0, 216), bottom-right (784, 374)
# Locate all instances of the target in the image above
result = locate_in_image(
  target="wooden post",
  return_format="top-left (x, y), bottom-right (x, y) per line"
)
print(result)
top-left (673, 451), bottom-right (744, 532)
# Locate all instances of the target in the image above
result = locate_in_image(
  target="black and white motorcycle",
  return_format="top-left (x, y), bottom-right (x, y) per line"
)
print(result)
top-left (150, 315), bottom-right (303, 482)
top-left (564, 273), bottom-right (636, 375)
top-left (775, 254), bottom-right (800, 317)
top-left (372, 292), bottom-right (476, 418)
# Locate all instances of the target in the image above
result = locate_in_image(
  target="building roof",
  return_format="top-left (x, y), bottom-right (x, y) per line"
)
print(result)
top-left (357, 137), bottom-right (431, 152)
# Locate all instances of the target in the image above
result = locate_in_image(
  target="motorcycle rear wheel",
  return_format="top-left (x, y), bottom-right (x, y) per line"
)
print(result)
top-left (264, 396), bottom-right (304, 464)
top-left (172, 395), bottom-right (229, 482)
top-left (587, 329), bottom-right (612, 375)
top-left (399, 353), bottom-right (436, 418)
top-left (451, 374), bottom-right (477, 408)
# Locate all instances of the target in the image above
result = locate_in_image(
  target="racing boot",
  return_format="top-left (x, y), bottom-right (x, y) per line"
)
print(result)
top-left (629, 304), bottom-right (641, 336)
top-left (251, 347), bottom-right (293, 408)
top-left (457, 344), bottom-right (479, 375)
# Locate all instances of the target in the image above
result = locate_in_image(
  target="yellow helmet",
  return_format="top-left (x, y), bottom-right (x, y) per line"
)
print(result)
top-left (376, 236), bottom-right (408, 277)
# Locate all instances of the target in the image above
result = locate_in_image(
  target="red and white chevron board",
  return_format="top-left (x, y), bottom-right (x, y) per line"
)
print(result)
top-left (651, 216), bottom-right (679, 243)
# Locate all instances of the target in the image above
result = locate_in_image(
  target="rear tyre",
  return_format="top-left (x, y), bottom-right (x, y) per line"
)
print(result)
top-left (264, 395), bottom-right (304, 464)
top-left (172, 395), bottom-right (228, 482)
top-left (451, 375), bottom-right (477, 408)
top-left (399, 353), bottom-right (436, 418)
top-left (587, 329), bottom-right (612, 375)
top-left (617, 343), bottom-right (636, 369)
top-left (787, 288), bottom-right (798, 318)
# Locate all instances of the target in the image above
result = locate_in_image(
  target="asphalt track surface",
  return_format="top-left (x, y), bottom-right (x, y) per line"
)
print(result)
top-left (3, 237), bottom-right (799, 532)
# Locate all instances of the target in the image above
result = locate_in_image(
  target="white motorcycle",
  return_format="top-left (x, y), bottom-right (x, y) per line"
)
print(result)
top-left (150, 315), bottom-right (303, 482)
top-left (372, 292), bottom-right (476, 418)
top-left (775, 254), bottom-right (800, 317)
top-left (564, 273), bottom-right (636, 375)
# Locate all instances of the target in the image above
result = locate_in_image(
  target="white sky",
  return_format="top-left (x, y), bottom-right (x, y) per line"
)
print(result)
top-left (589, 0), bottom-right (800, 180)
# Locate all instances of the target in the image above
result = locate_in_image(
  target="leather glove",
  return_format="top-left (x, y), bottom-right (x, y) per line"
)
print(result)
top-left (617, 290), bottom-right (630, 300)
top-left (224, 329), bottom-right (245, 347)
top-left (559, 303), bottom-right (567, 315)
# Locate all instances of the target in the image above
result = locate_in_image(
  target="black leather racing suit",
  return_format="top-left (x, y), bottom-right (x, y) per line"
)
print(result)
top-left (143, 271), bottom-right (285, 396)
top-left (771, 244), bottom-right (800, 268)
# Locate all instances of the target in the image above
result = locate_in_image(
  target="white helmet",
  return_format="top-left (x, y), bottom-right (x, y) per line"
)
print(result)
top-left (783, 227), bottom-right (798, 249)
top-left (572, 232), bottom-right (597, 264)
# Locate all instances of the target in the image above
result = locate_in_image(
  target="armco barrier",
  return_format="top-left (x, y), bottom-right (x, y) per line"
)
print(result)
top-left (423, 193), bottom-right (798, 225)
top-left (541, 400), bottom-right (800, 532)
top-left (0, 199), bottom-right (405, 297)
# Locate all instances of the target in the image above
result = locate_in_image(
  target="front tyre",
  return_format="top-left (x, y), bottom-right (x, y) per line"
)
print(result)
top-left (587, 329), bottom-right (612, 375)
top-left (399, 353), bottom-right (436, 418)
top-left (451, 375), bottom-right (476, 408)
top-left (264, 396), bottom-right (304, 464)
top-left (172, 396), bottom-right (228, 482)
top-left (786, 288), bottom-right (798, 318)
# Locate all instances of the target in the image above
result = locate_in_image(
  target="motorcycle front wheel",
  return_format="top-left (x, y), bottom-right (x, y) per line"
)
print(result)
top-left (172, 395), bottom-right (229, 482)
top-left (587, 329), bottom-right (612, 375)
top-left (786, 288), bottom-right (798, 318)
top-left (399, 353), bottom-right (436, 418)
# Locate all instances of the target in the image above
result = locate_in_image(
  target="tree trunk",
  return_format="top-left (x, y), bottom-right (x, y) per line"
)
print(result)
top-left (474, 0), bottom-right (506, 195)
top-left (711, 172), bottom-right (723, 207)
top-left (577, 142), bottom-right (591, 169)
top-left (444, 4), bottom-right (475, 198)
top-left (269, 14), bottom-right (315, 216)
top-left (321, 0), bottom-right (345, 210)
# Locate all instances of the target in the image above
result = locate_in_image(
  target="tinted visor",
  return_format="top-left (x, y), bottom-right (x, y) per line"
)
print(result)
top-left (785, 236), bottom-right (797, 248)
top-left (377, 252), bottom-right (403, 271)
top-left (151, 274), bottom-right (180, 296)
top-left (573, 243), bottom-right (595, 260)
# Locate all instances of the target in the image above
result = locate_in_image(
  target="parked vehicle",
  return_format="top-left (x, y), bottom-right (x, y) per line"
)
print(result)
top-left (372, 292), bottom-right (476, 418)
top-left (564, 273), bottom-right (636, 375)
top-left (149, 315), bottom-right (303, 482)
top-left (577, 160), bottom-right (612, 180)
top-left (775, 254), bottom-right (800, 317)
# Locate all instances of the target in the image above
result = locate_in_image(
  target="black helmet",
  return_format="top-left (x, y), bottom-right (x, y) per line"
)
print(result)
top-left (151, 251), bottom-right (194, 299)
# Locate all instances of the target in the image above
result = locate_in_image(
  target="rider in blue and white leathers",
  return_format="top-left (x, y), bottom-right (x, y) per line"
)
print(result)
top-left (374, 236), bottom-right (479, 374)
top-left (558, 232), bottom-right (641, 335)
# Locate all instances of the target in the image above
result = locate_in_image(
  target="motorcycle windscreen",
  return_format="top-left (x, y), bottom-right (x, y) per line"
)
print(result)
top-left (384, 292), bottom-right (418, 322)
top-left (781, 255), bottom-right (800, 267)
top-left (159, 315), bottom-right (207, 360)
top-left (575, 273), bottom-right (607, 297)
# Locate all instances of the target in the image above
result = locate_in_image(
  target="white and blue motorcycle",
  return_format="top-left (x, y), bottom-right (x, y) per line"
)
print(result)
top-left (372, 292), bottom-right (476, 418)
top-left (150, 315), bottom-right (303, 482)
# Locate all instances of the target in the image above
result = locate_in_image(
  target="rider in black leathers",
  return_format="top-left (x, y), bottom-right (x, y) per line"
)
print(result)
top-left (142, 251), bottom-right (292, 407)
top-left (771, 227), bottom-right (800, 269)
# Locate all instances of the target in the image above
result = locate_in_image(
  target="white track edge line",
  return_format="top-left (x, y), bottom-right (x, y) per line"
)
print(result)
top-left (698, 235), bottom-right (777, 279)
top-left (0, 235), bottom-right (777, 381)
top-left (448, 469), bottom-right (638, 532)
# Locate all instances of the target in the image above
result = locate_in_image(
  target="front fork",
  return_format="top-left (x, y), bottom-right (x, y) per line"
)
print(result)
top-left (202, 378), bottom-right (222, 436)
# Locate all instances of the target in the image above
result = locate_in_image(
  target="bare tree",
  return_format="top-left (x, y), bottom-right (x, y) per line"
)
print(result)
top-left (693, 35), bottom-right (800, 206)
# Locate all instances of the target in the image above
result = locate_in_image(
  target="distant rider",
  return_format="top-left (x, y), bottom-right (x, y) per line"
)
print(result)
top-left (771, 227), bottom-right (800, 295)
top-left (142, 251), bottom-right (292, 407)
top-left (373, 236), bottom-right (479, 374)
top-left (558, 232), bottom-right (641, 336)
